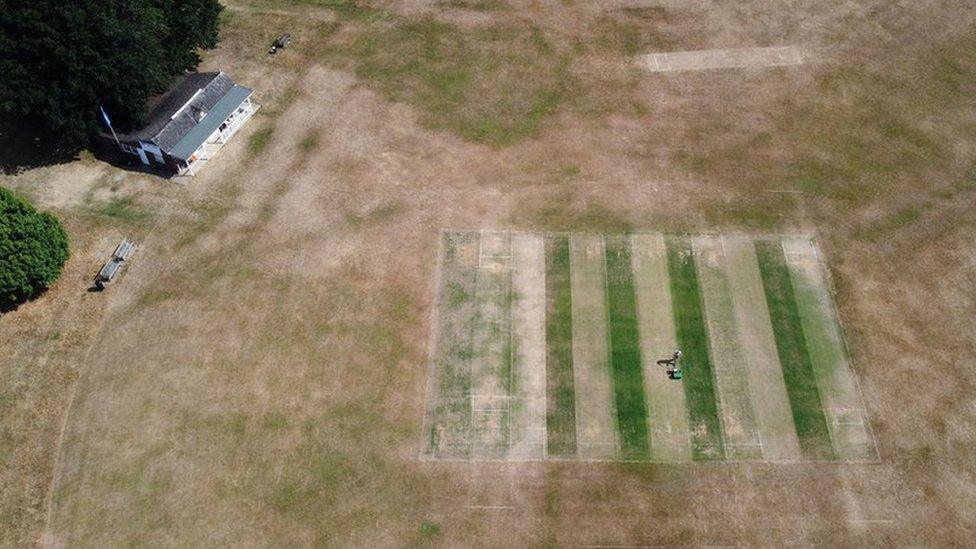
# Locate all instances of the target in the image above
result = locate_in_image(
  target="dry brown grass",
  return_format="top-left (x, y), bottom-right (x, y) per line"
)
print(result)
top-left (2, 0), bottom-right (975, 545)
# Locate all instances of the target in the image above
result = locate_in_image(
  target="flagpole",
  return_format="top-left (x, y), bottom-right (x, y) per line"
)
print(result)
top-left (107, 123), bottom-right (120, 147)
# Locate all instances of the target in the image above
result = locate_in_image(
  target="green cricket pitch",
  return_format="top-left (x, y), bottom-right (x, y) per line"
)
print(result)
top-left (421, 230), bottom-right (878, 463)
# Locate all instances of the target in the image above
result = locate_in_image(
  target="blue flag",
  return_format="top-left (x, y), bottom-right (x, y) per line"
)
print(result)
top-left (99, 106), bottom-right (112, 129)
top-left (100, 105), bottom-right (121, 145)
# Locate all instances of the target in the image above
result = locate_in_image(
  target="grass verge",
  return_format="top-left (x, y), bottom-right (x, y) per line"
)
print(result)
top-left (671, 30), bottom-right (976, 224)
top-left (603, 236), bottom-right (649, 458)
top-left (88, 196), bottom-right (151, 225)
top-left (754, 239), bottom-right (834, 460)
top-left (249, 127), bottom-right (273, 157)
top-left (544, 236), bottom-right (577, 456)
top-left (334, 17), bottom-right (569, 146)
top-left (666, 237), bottom-right (724, 460)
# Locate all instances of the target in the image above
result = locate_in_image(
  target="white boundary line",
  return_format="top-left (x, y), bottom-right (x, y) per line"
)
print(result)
top-left (505, 231), bottom-right (515, 457)
top-left (438, 228), bottom-right (822, 239)
top-left (469, 233), bottom-right (484, 458)
top-left (540, 237), bottom-right (550, 461)
top-left (420, 455), bottom-right (883, 464)
top-left (581, 545), bottom-right (665, 549)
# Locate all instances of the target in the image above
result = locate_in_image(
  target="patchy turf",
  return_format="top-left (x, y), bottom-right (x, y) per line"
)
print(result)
top-left (754, 239), bottom-right (834, 461)
top-left (425, 232), bottom-right (873, 464)
top-left (468, 251), bottom-right (514, 457)
top-left (333, 17), bottom-right (569, 146)
top-left (665, 237), bottom-right (724, 461)
top-left (603, 236), bottom-right (650, 458)
top-left (544, 235), bottom-right (577, 457)
top-left (248, 126), bottom-right (274, 156)
top-left (424, 232), bottom-right (479, 457)
top-left (87, 196), bottom-right (151, 225)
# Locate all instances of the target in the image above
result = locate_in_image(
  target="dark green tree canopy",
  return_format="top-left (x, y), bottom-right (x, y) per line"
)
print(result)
top-left (0, 187), bottom-right (70, 306)
top-left (0, 0), bottom-right (222, 147)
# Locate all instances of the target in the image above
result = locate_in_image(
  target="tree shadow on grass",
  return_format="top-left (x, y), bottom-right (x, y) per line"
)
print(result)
top-left (88, 139), bottom-right (175, 180)
top-left (0, 286), bottom-right (55, 314)
top-left (0, 115), bottom-right (80, 175)
top-left (0, 114), bottom-right (173, 179)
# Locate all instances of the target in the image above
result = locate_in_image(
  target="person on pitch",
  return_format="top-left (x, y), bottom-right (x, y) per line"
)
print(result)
top-left (657, 349), bottom-right (683, 380)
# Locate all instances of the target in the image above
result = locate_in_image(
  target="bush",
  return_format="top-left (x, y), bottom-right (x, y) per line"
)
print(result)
top-left (0, 187), bottom-right (70, 306)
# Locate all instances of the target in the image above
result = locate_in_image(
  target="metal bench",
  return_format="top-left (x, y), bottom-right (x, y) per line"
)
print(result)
top-left (94, 239), bottom-right (136, 290)
top-left (113, 239), bottom-right (136, 261)
top-left (268, 33), bottom-right (292, 55)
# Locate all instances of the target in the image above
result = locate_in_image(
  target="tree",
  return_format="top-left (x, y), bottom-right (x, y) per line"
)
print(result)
top-left (0, 0), bottom-right (222, 147)
top-left (0, 187), bottom-right (70, 306)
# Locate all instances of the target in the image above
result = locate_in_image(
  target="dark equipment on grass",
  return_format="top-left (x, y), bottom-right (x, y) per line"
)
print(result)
top-left (657, 349), bottom-right (684, 380)
top-left (93, 239), bottom-right (136, 291)
top-left (268, 34), bottom-right (292, 55)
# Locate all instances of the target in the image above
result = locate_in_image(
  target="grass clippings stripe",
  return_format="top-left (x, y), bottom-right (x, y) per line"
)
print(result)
top-left (665, 237), bottom-right (725, 460)
top-left (544, 236), bottom-right (577, 457)
top-left (754, 239), bottom-right (835, 460)
top-left (603, 237), bottom-right (650, 458)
